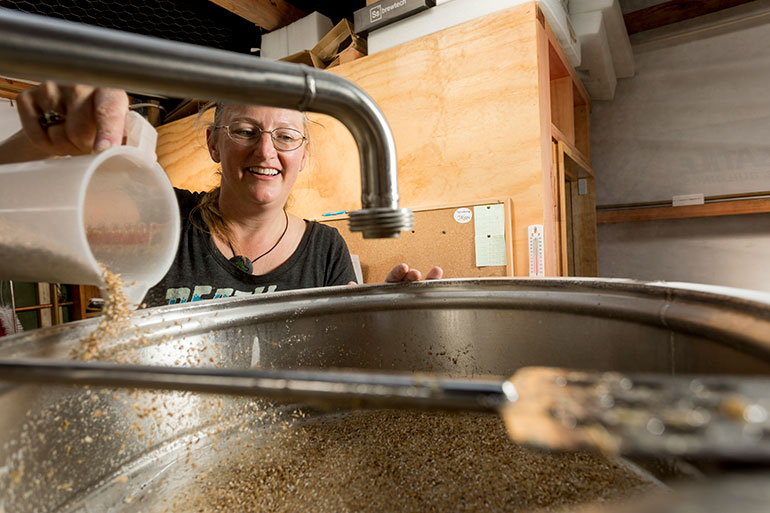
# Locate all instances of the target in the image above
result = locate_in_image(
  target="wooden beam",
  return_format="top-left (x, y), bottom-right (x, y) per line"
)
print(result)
top-left (597, 198), bottom-right (770, 223)
top-left (0, 77), bottom-right (37, 100)
top-left (551, 124), bottom-right (593, 176)
top-left (623, 0), bottom-right (757, 34)
top-left (208, 0), bottom-right (306, 30)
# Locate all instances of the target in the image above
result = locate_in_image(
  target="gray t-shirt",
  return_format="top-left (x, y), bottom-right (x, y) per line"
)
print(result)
top-left (142, 189), bottom-right (356, 307)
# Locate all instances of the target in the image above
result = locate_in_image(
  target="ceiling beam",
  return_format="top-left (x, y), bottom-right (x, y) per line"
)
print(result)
top-left (208, 0), bottom-right (306, 31)
top-left (624, 0), bottom-right (757, 34)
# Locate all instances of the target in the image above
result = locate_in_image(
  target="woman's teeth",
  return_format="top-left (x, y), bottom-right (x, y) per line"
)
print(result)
top-left (249, 167), bottom-right (279, 176)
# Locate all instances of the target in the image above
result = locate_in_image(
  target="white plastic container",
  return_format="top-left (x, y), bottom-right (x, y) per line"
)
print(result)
top-left (0, 112), bottom-right (180, 307)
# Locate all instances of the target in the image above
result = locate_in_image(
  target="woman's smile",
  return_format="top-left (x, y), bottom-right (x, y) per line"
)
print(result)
top-left (246, 166), bottom-right (281, 177)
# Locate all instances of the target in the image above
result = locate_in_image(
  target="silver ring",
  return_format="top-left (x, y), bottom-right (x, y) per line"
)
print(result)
top-left (39, 110), bottom-right (66, 129)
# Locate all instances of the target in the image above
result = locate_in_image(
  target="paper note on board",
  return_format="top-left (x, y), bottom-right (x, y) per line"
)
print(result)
top-left (474, 204), bottom-right (506, 267)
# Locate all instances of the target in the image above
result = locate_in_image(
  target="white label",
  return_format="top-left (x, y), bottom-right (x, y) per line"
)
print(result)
top-left (672, 193), bottom-right (704, 206)
top-left (474, 205), bottom-right (506, 267)
top-left (578, 178), bottom-right (587, 196)
top-left (453, 208), bottom-right (473, 224)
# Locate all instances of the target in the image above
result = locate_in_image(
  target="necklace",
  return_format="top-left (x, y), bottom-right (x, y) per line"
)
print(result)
top-left (228, 209), bottom-right (289, 274)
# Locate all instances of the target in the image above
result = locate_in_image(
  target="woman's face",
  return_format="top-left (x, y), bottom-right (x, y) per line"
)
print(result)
top-left (208, 104), bottom-right (307, 210)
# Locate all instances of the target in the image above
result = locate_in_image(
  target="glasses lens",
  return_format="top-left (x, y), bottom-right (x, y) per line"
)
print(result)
top-left (224, 124), bottom-right (304, 150)
top-left (226, 123), bottom-right (260, 145)
top-left (272, 128), bottom-right (304, 151)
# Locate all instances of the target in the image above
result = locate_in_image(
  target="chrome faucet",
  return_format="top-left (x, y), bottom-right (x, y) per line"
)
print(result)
top-left (0, 8), bottom-right (413, 238)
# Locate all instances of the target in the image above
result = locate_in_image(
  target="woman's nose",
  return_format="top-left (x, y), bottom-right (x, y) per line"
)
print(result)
top-left (252, 131), bottom-right (277, 157)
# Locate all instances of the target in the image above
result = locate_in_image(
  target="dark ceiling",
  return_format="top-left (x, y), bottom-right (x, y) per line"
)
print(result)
top-left (289, 1), bottom-right (365, 26)
top-left (2, 0), bottom-right (754, 53)
top-left (0, 0), bottom-right (366, 54)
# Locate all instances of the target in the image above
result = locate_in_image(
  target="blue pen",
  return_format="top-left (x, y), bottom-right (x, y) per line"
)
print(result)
top-left (322, 211), bottom-right (347, 216)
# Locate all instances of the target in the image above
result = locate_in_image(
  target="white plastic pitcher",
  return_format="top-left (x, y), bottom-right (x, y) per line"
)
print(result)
top-left (0, 112), bottom-right (180, 307)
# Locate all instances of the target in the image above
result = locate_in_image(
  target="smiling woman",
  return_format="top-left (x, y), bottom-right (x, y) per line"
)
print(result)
top-left (2, 82), bottom-right (443, 308)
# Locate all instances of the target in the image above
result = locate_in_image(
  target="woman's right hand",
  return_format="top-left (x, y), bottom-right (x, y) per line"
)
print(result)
top-left (15, 81), bottom-right (129, 157)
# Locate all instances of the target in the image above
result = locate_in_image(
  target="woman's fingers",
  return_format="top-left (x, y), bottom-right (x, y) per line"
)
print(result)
top-left (385, 263), bottom-right (410, 283)
top-left (16, 82), bottom-right (59, 153)
top-left (384, 264), bottom-right (443, 283)
top-left (60, 84), bottom-right (97, 153)
top-left (15, 82), bottom-right (128, 157)
top-left (93, 87), bottom-right (129, 152)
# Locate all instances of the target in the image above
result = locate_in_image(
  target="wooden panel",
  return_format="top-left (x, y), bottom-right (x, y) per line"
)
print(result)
top-left (557, 141), bottom-right (597, 276)
top-left (319, 199), bottom-right (514, 283)
top-left (542, 14), bottom-right (589, 106)
top-left (571, 178), bottom-right (598, 276)
top-left (292, 3), bottom-right (546, 277)
top-left (207, 0), bottom-right (305, 30)
top-left (623, 0), bottom-right (756, 34)
top-left (573, 104), bottom-right (591, 161)
top-left (538, 13), bottom-right (560, 277)
top-left (565, 181), bottom-right (575, 276)
top-left (555, 142), bottom-right (569, 276)
top-left (156, 110), bottom-right (220, 192)
top-left (597, 198), bottom-right (770, 223)
top-left (550, 76), bottom-right (574, 144)
top-left (552, 124), bottom-right (593, 177)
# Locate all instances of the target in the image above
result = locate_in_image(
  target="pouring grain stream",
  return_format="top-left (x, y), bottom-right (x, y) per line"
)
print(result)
top-left (76, 264), bottom-right (134, 360)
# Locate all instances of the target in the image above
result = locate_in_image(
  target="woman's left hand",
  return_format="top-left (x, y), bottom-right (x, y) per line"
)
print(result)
top-left (384, 263), bottom-right (443, 283)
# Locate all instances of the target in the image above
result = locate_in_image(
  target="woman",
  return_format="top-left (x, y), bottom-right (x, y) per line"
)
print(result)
top-left (5, 83), bottom-right (443, 307)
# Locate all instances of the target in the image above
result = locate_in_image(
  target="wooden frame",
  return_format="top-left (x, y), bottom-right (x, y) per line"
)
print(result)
top-left (597, 197), bottom-right (770, 224)
top-left (318, 198), bottom-right (515, 283)
top-left (555, 140), bottom-right (598, 276)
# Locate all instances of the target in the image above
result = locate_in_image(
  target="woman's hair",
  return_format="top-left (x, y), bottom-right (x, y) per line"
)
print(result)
top-left (189, 102), bottom-right (309, 256)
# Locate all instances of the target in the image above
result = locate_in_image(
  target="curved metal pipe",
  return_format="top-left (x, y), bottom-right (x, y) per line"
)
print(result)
top-left (0, 8), bottom-right (413, 237)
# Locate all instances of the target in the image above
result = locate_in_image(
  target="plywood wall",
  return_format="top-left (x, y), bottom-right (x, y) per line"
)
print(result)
top-left (156, 3), bottom-right (548, 277)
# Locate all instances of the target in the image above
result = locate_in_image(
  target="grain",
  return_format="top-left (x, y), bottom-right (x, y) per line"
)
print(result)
top-left (182, 410), bottom-right (655, 513)
top-left (77, 265), bottom-right (132, 360)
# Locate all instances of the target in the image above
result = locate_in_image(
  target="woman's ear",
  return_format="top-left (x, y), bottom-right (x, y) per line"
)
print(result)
top-left (206, 127), bottom-right (220, 163)
top-left (299, 150), bottom-right (307, 172)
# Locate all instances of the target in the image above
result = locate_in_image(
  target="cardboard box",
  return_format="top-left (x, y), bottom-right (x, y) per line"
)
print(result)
top-left (312, 19), bottom-right (368, 64)
top-left (354, 0), bottom-right (436, 35)
top-left (279, 49), bottom-right (324, 68)
top-left (326, 46), bottom-right (367, 69)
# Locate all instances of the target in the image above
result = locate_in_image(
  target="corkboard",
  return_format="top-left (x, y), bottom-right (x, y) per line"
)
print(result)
top-left (318, 199), bottom-right (514, 283)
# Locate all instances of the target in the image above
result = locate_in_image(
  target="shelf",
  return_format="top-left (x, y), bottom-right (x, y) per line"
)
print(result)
top-left (597, 197), bottom-right (770, 223)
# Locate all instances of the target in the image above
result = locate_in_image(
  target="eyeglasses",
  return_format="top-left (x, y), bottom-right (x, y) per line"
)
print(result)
top-left (215, 122), bottom-right (307, 151)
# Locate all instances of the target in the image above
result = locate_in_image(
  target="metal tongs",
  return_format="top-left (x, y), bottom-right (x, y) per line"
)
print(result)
top-left (1, 359), bottom-right (769, 461)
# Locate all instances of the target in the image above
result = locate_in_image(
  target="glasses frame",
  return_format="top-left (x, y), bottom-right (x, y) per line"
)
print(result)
top-left (214, 123), bottom-right (307, 152)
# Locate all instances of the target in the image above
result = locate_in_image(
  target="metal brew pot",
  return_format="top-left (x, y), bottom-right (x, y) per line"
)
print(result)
top-left (2, 278), bottom-right (770, 512)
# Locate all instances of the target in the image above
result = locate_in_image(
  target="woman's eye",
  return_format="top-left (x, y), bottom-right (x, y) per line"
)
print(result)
top-left (276, 130), bottom-right (300, 142)
top-left (233, 128), bottom-right (257, 137)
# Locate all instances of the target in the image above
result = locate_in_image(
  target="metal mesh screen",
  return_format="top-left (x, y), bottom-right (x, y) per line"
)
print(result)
top-left (0, 0), bottom-right (262, 53)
